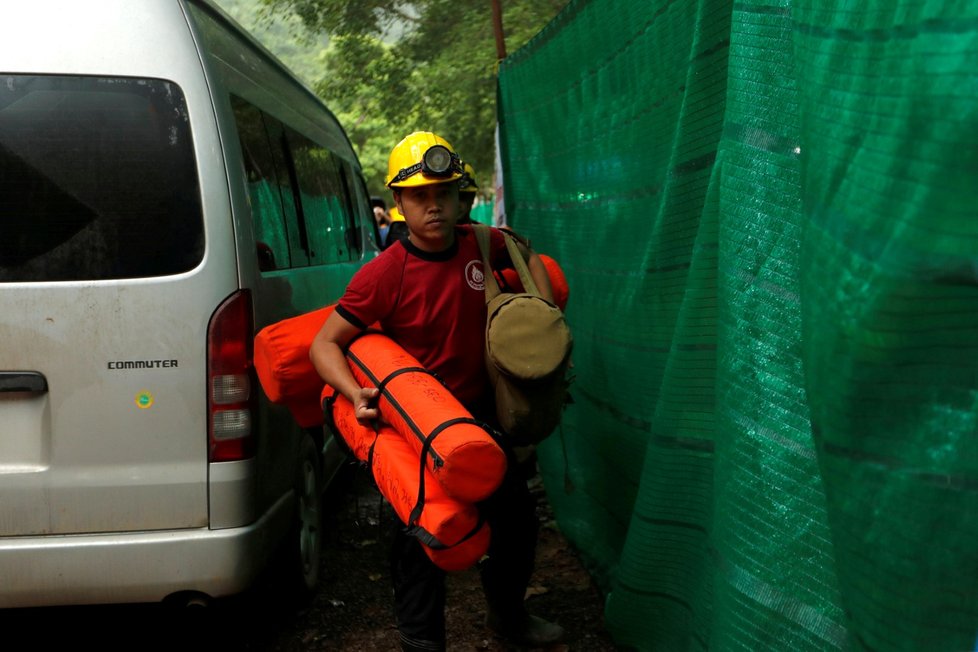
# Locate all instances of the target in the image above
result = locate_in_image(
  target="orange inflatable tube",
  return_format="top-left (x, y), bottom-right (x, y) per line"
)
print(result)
top-left (323, 387), bottom-right (490, 571)
top-left (254, 305), bottom-right (336, 427)
top-left (345, 332), bottom-right (507, 504)
top-left (254, 303), bottom-right (387, 427)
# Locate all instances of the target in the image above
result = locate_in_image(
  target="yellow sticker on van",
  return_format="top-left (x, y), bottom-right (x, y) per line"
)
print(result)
top-left (135, 391), bottom-right (154, 409)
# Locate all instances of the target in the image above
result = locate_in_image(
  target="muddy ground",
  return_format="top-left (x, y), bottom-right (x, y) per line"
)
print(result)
top-left (1, 461), bottom-right (617, 651)
top-left (255, 461), bottom-right (618, 651)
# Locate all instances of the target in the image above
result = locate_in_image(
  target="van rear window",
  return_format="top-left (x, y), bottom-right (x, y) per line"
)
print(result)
top-left (0, 76), bottom-right (204, 281)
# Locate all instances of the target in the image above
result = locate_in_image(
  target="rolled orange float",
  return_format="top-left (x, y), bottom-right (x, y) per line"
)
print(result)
top-left (323, 386), bottom-right (490, 571)
top-left (253, 304), bottom-right (336, 427)
top-left (254, 303), bottom-right (387, 427)
top-left (345, 332), bottom-right (507, 504)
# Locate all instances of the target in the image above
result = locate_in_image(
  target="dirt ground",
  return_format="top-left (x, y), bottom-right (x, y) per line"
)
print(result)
top-left (263, 460), bottom-right (618, 651)
top-left (0, 461), bottom-right (616, 651)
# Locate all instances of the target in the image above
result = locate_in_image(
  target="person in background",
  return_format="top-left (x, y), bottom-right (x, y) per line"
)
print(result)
top-left (371, 196), bottom-right (391, 247)
top-left (457, 162), bottom-right (478, 225)
top-left (384, 204), bottom-right (409, 249)
top-left (309, 131), bottom-right (563, 652)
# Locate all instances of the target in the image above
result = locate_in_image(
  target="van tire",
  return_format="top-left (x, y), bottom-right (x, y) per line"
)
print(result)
top-left (278, 434), bottom-right (324, 603)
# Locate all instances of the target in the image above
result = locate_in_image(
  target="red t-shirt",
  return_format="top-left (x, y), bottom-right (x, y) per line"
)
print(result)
top-left (336, 225), bottom-right (507, 409)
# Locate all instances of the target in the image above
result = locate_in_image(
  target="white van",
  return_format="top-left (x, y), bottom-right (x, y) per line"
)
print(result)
top-left (0, 0), bottom-right (379, 607)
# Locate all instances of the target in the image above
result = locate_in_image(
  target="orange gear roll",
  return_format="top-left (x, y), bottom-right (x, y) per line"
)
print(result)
top-left (254, 303), bottom-right (384, 427)
top-left (253, 304), bottom-right (336, 427)
top-left (323, 386), bottom-right (490, 571)
top-left (345, 331), bottom-right (507, 504)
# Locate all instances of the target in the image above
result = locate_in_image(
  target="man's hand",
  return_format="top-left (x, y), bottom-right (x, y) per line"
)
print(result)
top-left (355, 386), bottom-right (380, 423)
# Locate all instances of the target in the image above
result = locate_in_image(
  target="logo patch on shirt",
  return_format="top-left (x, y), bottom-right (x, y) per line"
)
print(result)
top-left (465, 259), bottom-right (485, 290)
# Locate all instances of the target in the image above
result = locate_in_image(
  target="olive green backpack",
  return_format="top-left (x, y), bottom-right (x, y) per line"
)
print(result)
top-left (472, 224), bottom-right (573, 445)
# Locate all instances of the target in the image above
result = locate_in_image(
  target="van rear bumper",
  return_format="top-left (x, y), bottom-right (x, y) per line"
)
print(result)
top-left (0, 493), bottom-right (292, 608)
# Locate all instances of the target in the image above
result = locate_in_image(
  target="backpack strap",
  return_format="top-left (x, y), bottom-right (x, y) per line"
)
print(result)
top-left (473, 224), bottom-right (540, 299)
top-left (472, 224), bottom-right (502, 303)
top-left (502, 230), bottom-right (540, 297)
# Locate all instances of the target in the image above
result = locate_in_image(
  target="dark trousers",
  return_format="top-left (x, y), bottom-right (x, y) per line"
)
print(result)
top-left (390, 453), bottom-right (539, 651)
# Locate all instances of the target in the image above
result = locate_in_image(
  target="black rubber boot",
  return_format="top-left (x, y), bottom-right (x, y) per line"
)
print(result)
top-left (399, 633), bottom-right (446, 652)
top-left (486, 609), bottom-right (566, 647)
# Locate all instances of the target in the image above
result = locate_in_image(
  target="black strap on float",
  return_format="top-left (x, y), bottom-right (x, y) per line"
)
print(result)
top-left (406, 416), bottom-right (479, 527)
top-left (375, 366), bottom-right (429, 394)
top-left (343, 335), bottom-right (495, 550)
top-left (344, 350), bottom-right (447, 468)
top-left (405, 415), bottom-right (486, 549)
top-left (408, 506), bottom-right (487, 550)
top-left (376, 364), bottom-right (451, 397)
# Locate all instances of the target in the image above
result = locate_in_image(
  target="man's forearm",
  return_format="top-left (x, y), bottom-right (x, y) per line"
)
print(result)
top-left (311, 339), bottom-right (362, 403)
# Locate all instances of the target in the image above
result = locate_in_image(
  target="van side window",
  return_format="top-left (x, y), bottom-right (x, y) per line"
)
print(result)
top-left (340, 161), bottom-right (366, 255)
top-left (0, 76), bottom-right (204, 282)
top-left (231, 96), bottom-right (294, 271)
top-left (266, 118), bottom-right (312, 268)
top-left (285, 127), bottom-right (359, 265)
top-left (230, 95), bottom-right (365, 272)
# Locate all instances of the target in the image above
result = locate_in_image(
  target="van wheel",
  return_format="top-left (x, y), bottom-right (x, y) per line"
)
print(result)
top-left (278, 435), bottom-right (323, 602)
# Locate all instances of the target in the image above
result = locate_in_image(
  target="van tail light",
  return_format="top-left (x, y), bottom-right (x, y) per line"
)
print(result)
top-left (207, 290), bottom-right (256, 462)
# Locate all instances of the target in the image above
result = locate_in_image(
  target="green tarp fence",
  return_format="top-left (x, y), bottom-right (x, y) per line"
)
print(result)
top-left (496, 1), bottom-right (978, 650)
top-left (469, 200), bottom-right (495, 225)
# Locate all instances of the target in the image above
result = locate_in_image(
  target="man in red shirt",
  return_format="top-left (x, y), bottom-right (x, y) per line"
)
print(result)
top-left (310, 131), bottom-right (562, 651)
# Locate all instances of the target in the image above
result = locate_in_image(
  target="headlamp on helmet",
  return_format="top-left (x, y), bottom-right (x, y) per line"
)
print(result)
top-left (390, 144), bottom-right (462, 186)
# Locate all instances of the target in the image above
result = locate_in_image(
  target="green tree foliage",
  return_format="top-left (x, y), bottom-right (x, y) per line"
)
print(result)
top-left (260, 0), bottom-right (568, 198)
top-left (313, 34), bottom-right (413, 194)
top-left (216, 0), bottom-right (330, 87)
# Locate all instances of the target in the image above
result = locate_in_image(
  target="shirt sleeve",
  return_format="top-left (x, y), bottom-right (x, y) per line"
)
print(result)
top-left (336, 250), bottom-right (401, 329)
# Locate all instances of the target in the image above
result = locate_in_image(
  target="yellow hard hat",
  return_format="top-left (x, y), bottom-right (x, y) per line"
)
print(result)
top-left (386, 131), bottom-right (463, 188)
top-left (459, 162), bottom-right (479, 194)
top-left (389, 206), bottom-right (405, 222)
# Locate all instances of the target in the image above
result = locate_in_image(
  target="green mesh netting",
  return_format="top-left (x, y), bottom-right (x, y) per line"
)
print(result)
top-left (469, 201), bottom-right (495, 225)
top-left (497, 1), bottom-right (978, 650)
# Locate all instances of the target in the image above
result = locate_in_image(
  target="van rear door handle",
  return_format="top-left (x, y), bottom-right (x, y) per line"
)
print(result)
top-left (0, 372), bottom-right (48, 393)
